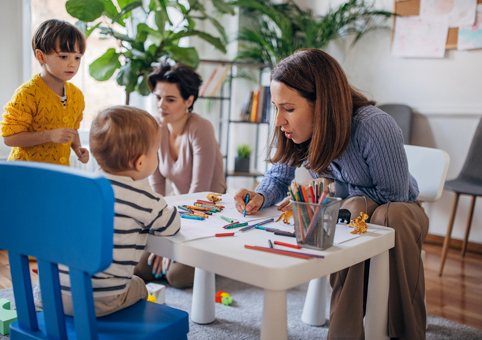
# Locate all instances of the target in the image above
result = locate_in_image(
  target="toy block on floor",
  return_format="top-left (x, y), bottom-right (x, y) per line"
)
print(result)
top-left (0, 298), bottom-right (18, 335)
top-left (146, 282), bottom-right (165, 304)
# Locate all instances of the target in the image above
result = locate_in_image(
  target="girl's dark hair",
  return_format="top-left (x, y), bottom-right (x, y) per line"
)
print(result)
top-left (32, 19), bottom-right (86, 55)
top-left (148, 62), bottom-right (202, 113)
top-left (268, 48), bottom-right (375, 175)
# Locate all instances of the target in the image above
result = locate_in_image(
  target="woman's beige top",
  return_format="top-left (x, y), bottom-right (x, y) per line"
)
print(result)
top-left (149, 113), bottom-right (226, 196)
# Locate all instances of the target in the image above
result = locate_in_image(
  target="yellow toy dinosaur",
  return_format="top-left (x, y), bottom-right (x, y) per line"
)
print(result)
top-left (349, 212), bottom-right (369, 234)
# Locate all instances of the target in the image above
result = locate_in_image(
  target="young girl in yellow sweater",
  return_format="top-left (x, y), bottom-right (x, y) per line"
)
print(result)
top-left (1, 19), bottom-right (89, 166)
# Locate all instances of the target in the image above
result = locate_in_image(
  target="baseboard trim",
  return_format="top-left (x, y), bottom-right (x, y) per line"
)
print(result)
top-left (425, 234), bottom-right (482, 255)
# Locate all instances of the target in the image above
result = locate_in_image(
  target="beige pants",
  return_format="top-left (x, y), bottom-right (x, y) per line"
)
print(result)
top-left (134, 251), bottom-right (195, 289)
top-left (35, 275), bottom-right (148, 317)
top-left (327, 197), bottom-right (429, 340)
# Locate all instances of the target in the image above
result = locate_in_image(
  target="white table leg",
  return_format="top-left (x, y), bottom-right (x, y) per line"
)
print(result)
top-left (365, 250), bottom-right (390, 340)
top-left (301, 276), bottom-right (327, 326)
top-left (191, 268), bottom-right (215, 324)
top-left (261, 289), bottom-right (288, 340)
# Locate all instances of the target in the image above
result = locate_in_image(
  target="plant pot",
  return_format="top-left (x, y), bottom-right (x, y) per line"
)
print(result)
top-left (234, 157), bottom-right (250, 173)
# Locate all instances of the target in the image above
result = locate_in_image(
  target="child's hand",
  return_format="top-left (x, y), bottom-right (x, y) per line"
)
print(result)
top-left (277, 197), bottom-right (291, 212)
top-left (76, 148), bottom-right (90, 163)
top-left (49, 128), bottom-right (77, 144)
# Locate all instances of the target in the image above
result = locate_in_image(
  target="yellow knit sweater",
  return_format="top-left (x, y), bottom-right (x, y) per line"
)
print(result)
top-left (1, 74), bottom-right (84, 166)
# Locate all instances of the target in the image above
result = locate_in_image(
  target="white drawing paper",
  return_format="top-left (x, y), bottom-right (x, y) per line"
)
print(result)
top-left (458, 3), bottom-right (482, 50)
top-left (392, 16), bottom-right (449, 58)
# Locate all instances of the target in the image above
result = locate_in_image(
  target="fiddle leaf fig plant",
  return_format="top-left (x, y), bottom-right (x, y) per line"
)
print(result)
top-left (233, 0), bottom-right (394, 65)
top-left (66, 0), bottom-right (235, 104)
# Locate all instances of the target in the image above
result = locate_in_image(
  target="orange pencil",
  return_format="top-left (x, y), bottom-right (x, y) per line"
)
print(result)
top-left (300, 185), bottom-right (313, 219)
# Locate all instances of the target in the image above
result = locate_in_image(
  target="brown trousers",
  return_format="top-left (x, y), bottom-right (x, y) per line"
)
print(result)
top-left (327, 197), bottom-right (429, 340)
top-left (134, 251), bottom-right (195, 289)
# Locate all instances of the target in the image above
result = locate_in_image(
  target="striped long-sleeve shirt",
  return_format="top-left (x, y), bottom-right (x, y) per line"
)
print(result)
top-left (60, 171), bottom-right (180, 297)
top-left (255, 105), bottom-right (419, 207)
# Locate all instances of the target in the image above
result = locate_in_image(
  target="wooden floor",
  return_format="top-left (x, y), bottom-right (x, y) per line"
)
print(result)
top-left (1, 243), bottom-right (481, 330)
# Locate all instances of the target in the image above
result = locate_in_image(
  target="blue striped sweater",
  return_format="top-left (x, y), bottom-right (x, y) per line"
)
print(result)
top-left (255, 105), bottom-right (419, 207)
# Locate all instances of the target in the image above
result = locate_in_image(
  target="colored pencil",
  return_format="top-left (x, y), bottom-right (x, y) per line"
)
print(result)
top-left (301, 186), bottom-right (313, 220)
top-left (244, 245), bottom-right (312, 260)
top-left (273, 241), bottom-right (302, 249)
top-left (274, 231), bottom-right (296, 238)
top-left (309, 184), bottom-right (316, 204)
top-left (305, 191), bottom-right (327, 238)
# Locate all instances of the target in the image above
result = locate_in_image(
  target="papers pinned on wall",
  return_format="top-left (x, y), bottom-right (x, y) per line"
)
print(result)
top-left (392, 16), bottom-right (449, 58)
top-left (458, 4), bottom-right (482, 50)
top-left (420, 0), bottom-right (477, 28)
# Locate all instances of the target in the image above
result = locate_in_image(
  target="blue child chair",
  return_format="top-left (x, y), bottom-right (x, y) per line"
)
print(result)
top-left (0, 162), bottom-right (189, 340)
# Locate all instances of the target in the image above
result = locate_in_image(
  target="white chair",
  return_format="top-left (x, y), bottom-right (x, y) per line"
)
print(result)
top-left (301, 145), bottom-right (450, 338)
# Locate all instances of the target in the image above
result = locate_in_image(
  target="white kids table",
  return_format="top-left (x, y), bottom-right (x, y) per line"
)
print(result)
top-left (146, 192), bottom-right (395, 340)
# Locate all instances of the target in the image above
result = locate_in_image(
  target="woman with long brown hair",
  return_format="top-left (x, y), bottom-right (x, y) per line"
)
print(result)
top-left (234, 48), bottom-right (428, 339)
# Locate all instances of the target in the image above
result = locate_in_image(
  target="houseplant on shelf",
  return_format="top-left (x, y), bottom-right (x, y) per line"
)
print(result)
top-left (235, 144), bottom-right (252, 173)
top-left (232, 0), bottom-right (393, 65)
top-left (65, 0), bottom-right (235, 104)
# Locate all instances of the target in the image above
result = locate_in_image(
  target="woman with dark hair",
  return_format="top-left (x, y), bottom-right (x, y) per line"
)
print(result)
top-left (234, 49), bottom-right (428, 340)
top-left (134, 62), bottom-right (226, 289)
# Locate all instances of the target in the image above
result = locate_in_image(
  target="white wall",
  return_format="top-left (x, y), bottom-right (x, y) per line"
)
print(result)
top-left (299, 0), bottom-right (482, 243)
top-left (0, 0), bottom-right (30, 159)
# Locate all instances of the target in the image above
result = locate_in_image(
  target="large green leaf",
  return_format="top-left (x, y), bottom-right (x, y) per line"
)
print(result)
top-left (112, 1), bottom-right (143, 23)
top-left (136, 74), bottom-right (151, 96)
top-left (66, 0), bottom-right (104, 22)
top-left (212, 0), bottom-right (235, 15)
top-left (101, 0), bottom-right (119, 20)
top-left (151, 0), bottom-right (172, 26)
top-left (89, 48), bottom-right (121, 81)
top-left (165, 46), bottom-right (199, 68)
top-left (172, 30), bottom-right (226, 54)
top-left (116, 63), bottom-right (139, 94)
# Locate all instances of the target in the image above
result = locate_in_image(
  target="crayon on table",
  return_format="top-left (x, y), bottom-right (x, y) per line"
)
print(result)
top-left (220, 215), bottom-right (234, 223)
top-left (180, 215), bottom-right (205, 221)
top-left (223, 221), bottom-right (240, 228)
top-left (225, 222), bottom-right (248, 229)
top-left (243, 193), bottom-right (250, 217)
top-left (215, 232), bottom-right (235, 237)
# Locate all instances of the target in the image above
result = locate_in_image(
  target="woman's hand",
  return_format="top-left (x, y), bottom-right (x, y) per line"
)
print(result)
top-left (148, 253), bottom-right (172, 278)
top-left (233, 188), bottom-right (264, 215)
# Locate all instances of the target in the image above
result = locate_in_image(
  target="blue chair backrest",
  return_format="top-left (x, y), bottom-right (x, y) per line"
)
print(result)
top-left (0, 161), bottom-right (115, 339)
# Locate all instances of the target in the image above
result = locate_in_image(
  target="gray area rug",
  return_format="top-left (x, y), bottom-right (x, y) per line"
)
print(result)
top-left (1, 275), bottom-right (481, 339)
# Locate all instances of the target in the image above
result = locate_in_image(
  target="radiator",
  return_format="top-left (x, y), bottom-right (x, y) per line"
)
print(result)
top-left (69, 148), bottom-right (99, 173)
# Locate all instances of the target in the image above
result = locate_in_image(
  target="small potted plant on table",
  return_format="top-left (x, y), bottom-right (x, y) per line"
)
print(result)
top-left (235, 144), bottom-right (251, 173)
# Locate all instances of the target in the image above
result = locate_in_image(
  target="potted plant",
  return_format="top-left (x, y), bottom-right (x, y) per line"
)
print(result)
top-left (235, 144), bottom-right (251, 173)
top-left (232, 0), bottom-right (394, 64)
top-left (65, 0), bottom-right (235, 104)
